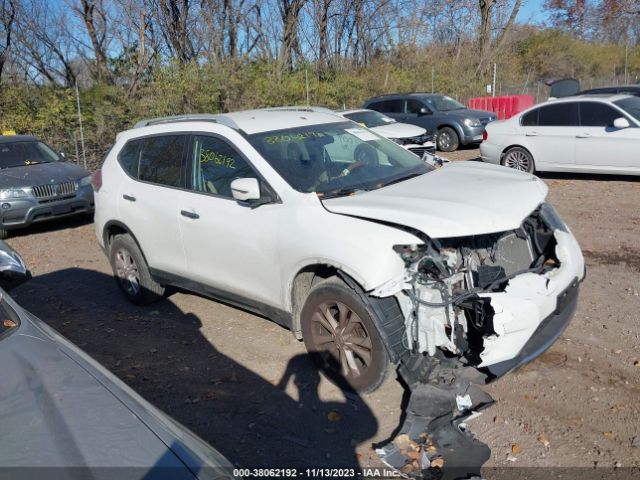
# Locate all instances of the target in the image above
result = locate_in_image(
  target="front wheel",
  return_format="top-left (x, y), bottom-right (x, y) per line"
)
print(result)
top-left (300, 277), bottom-right (390, 393)
top-left (502, 146), bottom-right (535, 173)
top-left (437, 126), bottom-right (460, 152)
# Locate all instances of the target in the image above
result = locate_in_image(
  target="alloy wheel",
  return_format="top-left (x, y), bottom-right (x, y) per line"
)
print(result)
top-left (309, 301), bottom-right (373, 379)
top-left (504, 149), bottom-right (532, 171)
top-left (114, 248), bottom-right (141, 297)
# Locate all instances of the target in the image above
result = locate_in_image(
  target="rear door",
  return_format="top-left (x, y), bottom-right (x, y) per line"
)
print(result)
top-left (370, 99), bottom-right (404, 122)
top-left (575, 101), bottom-right (640, 171)
top-left (117, 134), bottom-right (188, 275)
top-left (520, 102), bottom-right (578, 170)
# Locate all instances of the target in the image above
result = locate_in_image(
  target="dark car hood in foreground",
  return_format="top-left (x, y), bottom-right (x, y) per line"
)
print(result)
top-left (0, 162), bottom-right (90, 188)
top-left (0, 294), bottom-right (233, 479)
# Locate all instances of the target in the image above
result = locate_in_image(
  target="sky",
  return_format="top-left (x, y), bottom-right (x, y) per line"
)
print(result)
top-left (516, 0), bottom-right (553, 25)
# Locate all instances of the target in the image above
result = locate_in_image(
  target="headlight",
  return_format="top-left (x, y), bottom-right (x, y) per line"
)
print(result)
top-left (463, 118), bottom-right (482, 128)
top-left (78, 175), bottom-right (92, 187)
top-left (0, 188), bottom-right (31, 200)
top-left (539, 202), bottom-right (567, 233)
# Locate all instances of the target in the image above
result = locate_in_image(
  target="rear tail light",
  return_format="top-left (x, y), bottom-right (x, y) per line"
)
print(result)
top-left (482, 129), bottom-right (488, 141)
top-left (91, 169), bottom-right (102, 192)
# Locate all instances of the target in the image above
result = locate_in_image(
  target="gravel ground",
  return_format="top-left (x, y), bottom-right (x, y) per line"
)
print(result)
top-left (5, 150), bottom-right (640, 476)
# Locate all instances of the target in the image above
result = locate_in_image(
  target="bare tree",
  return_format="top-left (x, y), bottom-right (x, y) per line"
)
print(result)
top-left (71, 0), bottom-right (113, 83)
top-left (277, 0), bottom-right (307, 70)
top-left (0, 0), bottom-right (16, 81)
top-left (157, 0), bottom-right (194, 64)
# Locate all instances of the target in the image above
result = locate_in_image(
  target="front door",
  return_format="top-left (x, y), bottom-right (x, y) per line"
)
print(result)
top-left (575, 101), bottom-right (640, 171)
top-left (178, 132), bottom-right (283, 309)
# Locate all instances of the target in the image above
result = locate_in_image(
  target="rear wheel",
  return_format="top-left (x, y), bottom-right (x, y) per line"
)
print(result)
top-left (300, 277), bottom-right (390, 393)
top-left (109, 234), bottom-right (164, 305)
top-left (502, 146), bottom-right (535, 173)
top-left (437, 126), bottom-right (459, 152)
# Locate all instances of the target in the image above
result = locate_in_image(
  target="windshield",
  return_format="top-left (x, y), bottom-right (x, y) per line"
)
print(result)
top-left (427, 95), bottom-right (466, 112)
top-left (0, 141), bottom-right (60, 169)
top-left (614, 97), bottom-right (640, 122)
top-left (248, 121), bottom-right (432, 197)
top-left (343, 110), bottom-right (395, 128)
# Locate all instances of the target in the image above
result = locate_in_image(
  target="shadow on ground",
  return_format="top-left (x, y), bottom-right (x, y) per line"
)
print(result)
top-left (6, 215), bottom-right (93, 239)
top-left (538, 171), bottom-right (640, 182)
top-left (11, 267), bottom-right (378, 470)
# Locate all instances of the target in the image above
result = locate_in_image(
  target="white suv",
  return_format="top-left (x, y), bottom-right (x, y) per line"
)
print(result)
top-left (94, 109), bottom-right (585, 392)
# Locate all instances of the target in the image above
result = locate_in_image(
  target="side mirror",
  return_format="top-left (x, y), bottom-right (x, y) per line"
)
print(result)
top-left (613, 117), bottom-right (630, 129)
top-left (230, 178), bottom-right (261, 202)
top-left (59, 151), bottom-right (66, 159)
top-left (418, 107), bottom-right (432, 116)
top-left (0, 241), bottom-right (31, 291)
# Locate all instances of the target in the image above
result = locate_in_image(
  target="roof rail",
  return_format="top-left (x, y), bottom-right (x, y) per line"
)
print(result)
top-left (133, 114), bottom-right (221, 129)
top-left (265, 105), bottom-right (336, 114)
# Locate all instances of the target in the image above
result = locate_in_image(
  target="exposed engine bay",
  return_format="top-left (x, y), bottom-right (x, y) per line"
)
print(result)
top-left (372, 203), bottom-right (581, 479)
top-left (372, 203), bottom-right (564, 371)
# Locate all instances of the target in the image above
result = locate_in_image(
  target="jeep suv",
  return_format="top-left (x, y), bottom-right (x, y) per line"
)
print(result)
top-left (364, 93), bottom-right (497, 152)
top-left (94, 109), bottom-right (584, 393)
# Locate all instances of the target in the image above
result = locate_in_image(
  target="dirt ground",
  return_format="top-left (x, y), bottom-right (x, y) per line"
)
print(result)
top-left (6, 149), bottom-right (640, 477)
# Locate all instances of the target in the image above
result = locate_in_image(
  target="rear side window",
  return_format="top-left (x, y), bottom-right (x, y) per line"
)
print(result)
top-left (579, 102), bottom-right (623, 127)
top-left (138, 135), bottom-right (186, 187)
top-left (117, 139), bottom-right (143, 177)
top-left (367, 101), bottom-right (382, 111)
top-left (521, 109), bottom-right (538, 126)
top-left (379, 100), bottom-right (403, 113)
top-left (538, 103), bottom-right (579, 126)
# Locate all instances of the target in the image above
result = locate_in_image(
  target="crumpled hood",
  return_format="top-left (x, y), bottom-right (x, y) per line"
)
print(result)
top-left (370, 122), bottom-right (426, 140)
top-left (322, 162), bottom-right (548, 238)
top-left (0, 162), bottom-right (90, 188)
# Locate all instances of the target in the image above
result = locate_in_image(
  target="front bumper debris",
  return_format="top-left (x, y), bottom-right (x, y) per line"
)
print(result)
top-left (372, 203), bottom-right (584, 478)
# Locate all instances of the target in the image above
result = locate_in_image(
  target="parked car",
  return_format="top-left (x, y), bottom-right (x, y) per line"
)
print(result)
top-left (580, 85), bottom-right (640, 97)
top-left (363, 93), bottom-right (497, 152)
top-left (338, 109), bottom-right (436, 157)
top-left (480, 94), bottom-right (640, 175)
top-left (0, 240), bottom-right (236, 479)
top-left (94, 109), bottom-right (584, 393)
top-left (0, 134), bottom-right (94, 238)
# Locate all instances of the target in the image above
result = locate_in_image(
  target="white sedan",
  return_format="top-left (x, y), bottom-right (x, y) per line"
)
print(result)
top-left (480, 94), bottom-right (640, 175)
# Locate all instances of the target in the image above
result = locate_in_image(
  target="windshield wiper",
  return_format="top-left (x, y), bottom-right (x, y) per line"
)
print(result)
top-left (318, 187), bottom-right (365, 199)
top-left (380, 171), bottom-right (425, 188)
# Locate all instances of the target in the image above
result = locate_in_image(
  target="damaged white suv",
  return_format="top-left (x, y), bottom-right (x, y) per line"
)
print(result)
top-left (94, 109), bottom-right (585, 393)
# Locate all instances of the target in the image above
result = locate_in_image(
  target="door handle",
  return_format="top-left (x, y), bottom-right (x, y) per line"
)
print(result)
top-left (123, 194), bottom-right (136, 202)
top-left (180, 210), bottom-right (199, 219)
top-left (525, 132), bottom-right (537, 136)
top-left (576, 133), bottom-right (591, 138)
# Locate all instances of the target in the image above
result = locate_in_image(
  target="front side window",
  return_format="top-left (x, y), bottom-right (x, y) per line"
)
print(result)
top-left (579, 102), bottom-right (623, 127)
top-left (614, 97), bottom-right (640, 123)
top-left (406, 99), bottom-right (427, 114)
top-left (428, 95), bottom-right (465, 112)
top-left (248, 121), bottom-right (432, 197)
top-left (538, 103), bottom-right (579, 126)
top-left (190, 135), bottom-right (255, 198)
top-left (0, 141), bottom-right (59, 169)
top-left (138, 135), bottom-right (186, 187)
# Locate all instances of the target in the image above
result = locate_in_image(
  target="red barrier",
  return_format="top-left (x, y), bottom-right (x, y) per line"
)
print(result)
top-left (467, 95), bottom-right (534, 120)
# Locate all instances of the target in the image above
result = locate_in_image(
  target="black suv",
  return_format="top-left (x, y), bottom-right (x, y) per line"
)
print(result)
top-left (364, 93), bottom-right (496, 152)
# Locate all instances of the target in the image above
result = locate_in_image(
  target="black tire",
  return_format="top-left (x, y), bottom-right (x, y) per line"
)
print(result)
top-left (502, 146), bottom-right (535, 173)
top-left (437, 126), bottom-right (459, 152)
top-left (300, 277), bottom-right (391, 393)
top-left (109, 234), bottom-right (164, 305)
top-left (0, 229), bottom-right (9, 240)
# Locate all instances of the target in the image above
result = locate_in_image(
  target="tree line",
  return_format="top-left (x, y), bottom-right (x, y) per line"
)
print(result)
top-left (0, 0), bottom-right (638, 168)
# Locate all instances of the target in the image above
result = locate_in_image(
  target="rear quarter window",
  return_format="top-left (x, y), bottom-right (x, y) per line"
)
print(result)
top-left (117, 138), bottom-right (143, 178)
top-left (538, 103), bottom-right (579, 126)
